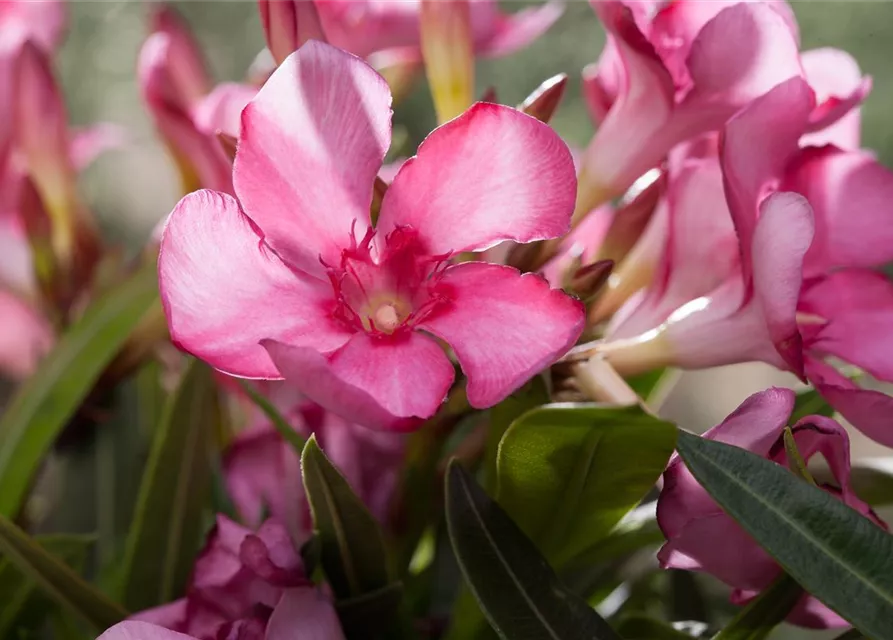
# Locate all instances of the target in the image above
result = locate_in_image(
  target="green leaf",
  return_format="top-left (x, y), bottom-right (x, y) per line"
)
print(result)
top-left (445, 460), bottom-right (621, 640)
top-left (484, 377), bottom-right (549, 490)
top-left (301, 435), bottom-right (392, 598)
top-left (0, 515), bottom-right (127, 631)
top-left (496, 404), bottom-right (676, 564)
top-left (118, 359), bottom-right (219, 610)
top-left (237, 379), bottom-right (306, 455)
top-left (789, 387), bottom-right (835, 423)
top-left (675, 429), bottom-right (893, 637)
top-left (625, 368), bottom-right (674, 403)
top-left (615, 616), bottom-right (699, 639)
top-left (0, 261), bottom-right (159, 517)
top-left (713, 574), bottom-right (802, 640)
top-left (0, 535), bottom-right (93, 637)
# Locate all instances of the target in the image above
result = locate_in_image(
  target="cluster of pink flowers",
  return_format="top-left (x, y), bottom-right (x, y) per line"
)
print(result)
top-left (2, 0), bottom-right (891, 637)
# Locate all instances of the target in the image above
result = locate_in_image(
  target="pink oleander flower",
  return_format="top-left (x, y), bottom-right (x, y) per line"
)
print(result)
top-left (312, 0), bottom-right (562, 62)
top-left (575, 0), bottom-right (869, 218)
top-left (158, 41), bottom-right (583, 431)
top-left (224, 384), bottom-right (404, 538)
top-left (138, 5), bottom-right (256, 195)
top-left (131, 515), bottom-right (343, 640)
top-left (657, 387), bottom-right (887, 629)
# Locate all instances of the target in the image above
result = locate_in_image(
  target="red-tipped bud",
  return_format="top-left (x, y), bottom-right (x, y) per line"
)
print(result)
top-left (420, 0), bottom-right (475, 124)
top-left (258, 0), bottom-right (326, 66)
top-left (519, 74), bottom-right (567, 124)
top-left (566, 259), bottom-right (613, 304)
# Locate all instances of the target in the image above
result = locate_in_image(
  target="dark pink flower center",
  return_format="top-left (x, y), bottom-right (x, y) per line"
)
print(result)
top-left (325, 225), bottom-right (451, 336)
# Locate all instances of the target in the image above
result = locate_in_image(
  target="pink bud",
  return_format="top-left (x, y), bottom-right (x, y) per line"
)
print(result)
top-left (258, 0), bottom-right (326, 66)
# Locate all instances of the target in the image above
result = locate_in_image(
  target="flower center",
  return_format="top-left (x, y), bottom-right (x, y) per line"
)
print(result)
top-left (325, 225), bottom-right (451, 337)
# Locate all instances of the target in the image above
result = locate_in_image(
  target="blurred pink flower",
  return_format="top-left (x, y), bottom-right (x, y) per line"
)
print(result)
top-left (576, 0), bottom-right (869, 217)
top-left (131, 516), bottom-right (343, 640)
top-left (223, 386), bottom-right (404, 538)
top-left (138, 6), bottom-right (256, 195)
top-left (158, 41), bottom-right (583, 431)
top-left (657, 387), bottom-right (886, 629)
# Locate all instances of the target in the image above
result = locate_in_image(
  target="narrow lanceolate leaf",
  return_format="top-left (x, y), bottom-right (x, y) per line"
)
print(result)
top-left (0, 516), bottom-right (126, 631)
top-left (301, 435), bottom-right (392, 599)
top-left (119, 359), bottom-right (219, 611)
top-left (713, 574), bottom-right (802, 640)
top-left (0, 261), bottom-right (159, 517)
top-left (445, 461), bottom-right (621, 640)
top-left (238, 379), bottom-right (306, 455)
top-left (497, 404), bottom-right (676, 565)
top-left (0, 535), bottom-right (93, 637)
top-left (675, 430), bottom-right (893, 637)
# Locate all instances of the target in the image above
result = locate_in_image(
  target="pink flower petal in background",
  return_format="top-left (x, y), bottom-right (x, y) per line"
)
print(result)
top-left (234, 40), bottom-right (392, 275)
top-left (658, 387), bottom-right (885, 629)
top-left (259, 0), bottom-right (326, 66)
top-left (0, 289), bottom-right (53, 379)
top-left (800, 48), bottom-right (869, 149)
top-left (418, 263), bottom-right (584, 407)
top-left (98, 621), bottom-right (196, 640)
top-left (191, 82), bottom-right (256, 140)
top-left (158, 190), bottom-right (350, 379)
top-left (377, 102), bottom-right (576, 255)
top-left (265, 588), bottom-right (345, 640)
top-left (0, 0), bottom-right (67, 53)
top-left (475, 0), bottom-right (563, 58)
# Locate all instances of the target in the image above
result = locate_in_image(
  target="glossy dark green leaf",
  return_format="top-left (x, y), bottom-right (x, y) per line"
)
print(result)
top-left (0, 262), bottom-right (159, 517)
top-left (0, 535), bottom-right (93, 637)
top-left (675, 429), bottom-right (893, 637)
top-left (301, 435), bottom-right (392, 598)
top-left (445, 461), bottom-right (621, 640)
top-left (118, 359), bottom-right (219, 610)
top-left (790, 387), bottom-right (835, 423)
top-left (237, 379), bottom-right (306, 455)
top-left (484, 377), bottom-right (549, 490)
top-left (496, 404), bottom-right (676, 564)
top-left (0, 515), bottom-right (127, 631)
top-left (713, 574), bottom-right (802, 640)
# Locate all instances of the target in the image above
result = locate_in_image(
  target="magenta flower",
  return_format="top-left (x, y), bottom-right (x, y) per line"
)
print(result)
top-left (657, 387), bottom-right (886, 629)
top-left (130, 515), bottom-right (344, 640)
top-left (138, 6), bottom-right (256, 194)
top-left (158, 41), bottom-right (583, 431)
top-left (224, 386), bottom-right (404, 536)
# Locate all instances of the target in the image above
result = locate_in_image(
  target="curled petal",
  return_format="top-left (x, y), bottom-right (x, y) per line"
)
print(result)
top-left (158, 190), bottom-right (350, 379)
top-left (418, 263), bottom-right (584, 408)
top-left (802, 47), bottom-right (870, 146)
top-left (234, 41), bottom-right (392, 275)
top-left (264, 332), bottom-right (455, 431)
top-left (378, 102), bottom-right (576, 255)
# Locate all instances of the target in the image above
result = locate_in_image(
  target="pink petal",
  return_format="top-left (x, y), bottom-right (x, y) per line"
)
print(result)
top-left (732, 590), bottom-right (849, 629)
top-left (0, 203), bottom-right (34, 296)
top-left (800, 270), bottom-right (893, 381)
top-left (263, 332), bottom-right (455, 431)
top-left (0, 289), bottom-right (53, 380)
top-left (476, 1), bottom-right (563, 58)
top-left (258, 0), bottom-right (326, 65)
top-left (192, 82), bottom-right (256, 140)
top-left (580, 1), bottom-right (675, 201)
top-left (720, 76), bottom-right (815, 282)
top-left (129, 600), bottom-right (188, 630)
top-left (266, 588), bottom-right (345, 640)
top-left (0, 0), bottom-right (67, 53)
top-left (234, 41), bottom-right (391, 276)
top-left (783, 147), bottom-right (893, 276)
top-left (97, 621), bottom-right (196, 640)
top-left (581, 54), bottom-right (620, 126)
top-left (805, 357), bottom-right (893, 449)
top-left (541, 203), bottom-right (614, 288)
top-left (750, 191), bottom-right (814, 377)
top-left (317, 1), bottom-right (420, 59)
top-left (158, 190), bottom-right (350, 379)
top-left (800, 48), bottom-right (868, 149)
top-left (418, 263), bottom-right (584, 408)
top-left (147, 5), bottom-right (210, 105)
top-left (377, 102), bottom-right (576, 255)
top-left (69, 123), bottom-right (127, 170)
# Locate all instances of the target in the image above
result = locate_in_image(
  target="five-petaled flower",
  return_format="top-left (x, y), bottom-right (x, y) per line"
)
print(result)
top-left (158, 41), bottom-right (584, 431)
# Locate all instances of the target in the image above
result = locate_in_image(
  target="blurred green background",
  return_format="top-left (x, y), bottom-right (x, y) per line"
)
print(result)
top-left (64, 1), bottom-right (893, 246)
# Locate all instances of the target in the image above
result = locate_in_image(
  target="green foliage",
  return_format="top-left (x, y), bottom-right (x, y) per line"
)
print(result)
top-left (118, 359), bottom-right (220, 611)
top-left (445, 461), bottom-right (621, 640)
top-left (0, 515), bottom-right (126, 632)
top-left (496, 404), bottom-right (676, 565)
top-left (0, 262), bottom-right (159, 518)
top-left (676, 429), bottom-right (893, 637)
top-left (713, 574), bottom-right (802, 640)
